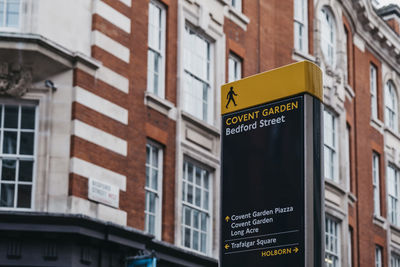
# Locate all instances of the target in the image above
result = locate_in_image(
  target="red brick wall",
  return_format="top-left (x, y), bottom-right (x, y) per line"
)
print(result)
top-left (353, 46), bottom-right (387, 267)
top-left (71, 0), bottom-right (177, 244)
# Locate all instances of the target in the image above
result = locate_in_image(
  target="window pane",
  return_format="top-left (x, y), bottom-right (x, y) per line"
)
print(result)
top-left (4, 106), bottom-right (18, 129)
top-left (187, 184), bottom-right (193, 204)
top-left (2, 159), bottom-right (16, 181)
top-left (193, 209), bottom-right (199, 229)
top-left (21, 107), bottom-right (35, 129)
top-left (182, 160), bottom-right (210, 253)
top-left (146, 145), bottom-right (150, 163)
top-left (195, 168), bottom-right (201, 186)
top-left (204, 173), bottom-right (209, 189)
top-left (17, 184), bottom-right (31, 208)
top-left (151, 145), bottom-right (158, 166)
top-left (151, 169), bottom-right (158, 190)
top-left (201, 212), bottom-right (207, 231)
top-left (320, 7), bottom-right (335, 65)
top-left (182, 181), bottom-right (186, 201)
top-left (3, 131), bottom-right (17, 154)
top-left (193, 230), bottom-right (199, 250)
top-left (187, 162), bottom-right (193, 182)
top-left (145, 166), bottom-right (150, 187)
top-left (184, 227), bottom-right (191, 247)
top-left (183, 26), bottom-right (212, 122)
top-left (0, 1), bottom-right (4, 27)
top-left (148, 214), bottom-right (155, 235)
top-left (20, 132), bottom-right (34, 155)
top-left (148, 191), bottom-right (156, 213)
top-left (195, 187), bottom-right (201, 207)
top-left (201, 233), bottom-right (207, 253)
top-left (184, 207), bottom-right (191, 226)
top-left (6, 0), bottom-right (19, 28)
top-left (203, 190), bottom-right (209, 210)
top-left (1, 183), bottom-right (15, 207)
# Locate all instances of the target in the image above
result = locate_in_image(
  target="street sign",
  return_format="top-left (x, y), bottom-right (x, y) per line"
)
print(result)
top-left (220, 61), bottom-right (324, 267)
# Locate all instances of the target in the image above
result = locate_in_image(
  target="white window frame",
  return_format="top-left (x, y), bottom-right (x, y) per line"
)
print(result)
top-left (372, 153), bottom-right (381, 216)
top-left (147, 0), bottom-right (166, 98)
top-left (181, 159), bottom-right (212, 255)
top-left (325, 217), bottom-right (340, 267)
top-left (319, 6), bottom-right (336, 66)
top-left (182, 25), bottom-right (214, 123)
top-left (228, 53), bottom-right (242, 83)
top-left (375, 246), bottom-right (382, 267)
top-left (385, 80), bottom-right (398, 132)
top-left (392, 253), bottom-right (400, 267)
top-left (345, 126), bottom-right (351, 191)
top-left (370, 64), bottom-right (378, 119)
top-left (144, 141), bottom-right (163, 239)
top-left (230, 0), bottom-right (242, 12)
top-left (348, 228), bottom-right (352, 267)
top-left (324, 109), bottom-right (338, 182)
top-left (0, 103), bottom-right (37, 210)
top-left (344, 27), bottom-right (349, 84)
top-left (294, 0), bottom-right (308, 53)
top-left (0, 0), bottom-right (21, 31)
top-left (388, 164), bottom-right (399, 226)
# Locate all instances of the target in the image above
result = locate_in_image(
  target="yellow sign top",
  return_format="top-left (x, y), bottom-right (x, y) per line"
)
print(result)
top-left (221, 61), bottom-right (323, 115)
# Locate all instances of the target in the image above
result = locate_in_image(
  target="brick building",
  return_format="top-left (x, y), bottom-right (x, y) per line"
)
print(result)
top-left (0, 0), bottom-right (399, 266)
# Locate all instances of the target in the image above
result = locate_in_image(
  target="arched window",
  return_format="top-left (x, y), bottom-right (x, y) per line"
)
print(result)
top-left (385, 80), bottom-right (398, 132)
top-left (319, 7), bottom-right (336, 66)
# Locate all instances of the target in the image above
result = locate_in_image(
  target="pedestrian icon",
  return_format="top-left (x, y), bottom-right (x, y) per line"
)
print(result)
top-left (226, 87), bottom-right (237, 109)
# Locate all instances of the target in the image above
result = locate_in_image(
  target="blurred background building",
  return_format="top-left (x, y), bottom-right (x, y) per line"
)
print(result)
top-left (0, 0), bottom-right (399, 266)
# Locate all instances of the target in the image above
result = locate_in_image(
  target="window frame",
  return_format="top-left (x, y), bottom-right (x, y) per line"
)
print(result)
top-left (0, 0), bottom-right (21, 31)
top-left (228, 53), bottom-right (242, 83)
top-left (325, 217), bottom-right (341, 267)
top-left (181, 158), bottom-right (212, 255)
top-left (294, 0), bottom-right (308, 53)
top-left (345, 125), bottom-right (351, 191)
top-left (319, 6), bottom-right (336, 66)
top-left (392, 253), bottom-right (400, 267)
top-left (375, 246), bottom-right (382, 267)
top-left (370, 64), bottom-right (378, 120)
top-left (388, 164), bottom-right (399, 226)
top-left (324, 109), bottom-right (338, 182)
top-left (144, 141), bottom-right (163, 239)
top-left (385, 80), bottom-right (398, 132)
top-left (348, 227), bottom-right (353, 267)
top-left (372, 153), bottom-right (381, 216)
top-left (147, 0), bottom-right (167, 98)
top-left (230, 0), bottom-right (242, 13)
top-left (182, 24), bottom-right (214, 124)
top-left (0, 102), bottom-right (38, 210)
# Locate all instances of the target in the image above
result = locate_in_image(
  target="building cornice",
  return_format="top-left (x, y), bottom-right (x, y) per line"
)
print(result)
top-left (351, 0), bottom-right (400, 69)
top-left (0, 32), bottom-right (100, 70)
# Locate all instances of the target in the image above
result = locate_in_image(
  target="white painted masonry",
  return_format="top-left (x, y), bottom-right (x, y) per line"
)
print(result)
top-left (71, 120), bottom-right (128, 156)
top-left (95, 0), bottom-right (131, 33)
top-left (70, 157), bottom-right (126, 191)
top-left (74, 86), bottom-right (128, 124)
top-left (97, 66), bottom-right (130, 93)
top-left (92, 30), bottom-right (130, 63)
top-left (119, 0), bottom-right (132, 7)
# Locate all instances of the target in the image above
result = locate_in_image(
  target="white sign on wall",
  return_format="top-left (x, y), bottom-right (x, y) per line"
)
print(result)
top-left (88, 178), bottom-right (119, 208)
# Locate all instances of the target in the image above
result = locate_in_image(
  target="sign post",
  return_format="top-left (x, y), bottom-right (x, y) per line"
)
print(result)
top-left (220, 61), bottom-right (324, 267)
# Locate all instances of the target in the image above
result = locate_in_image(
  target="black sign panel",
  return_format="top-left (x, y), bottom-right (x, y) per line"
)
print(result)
top-left (221, 96), bottom-right (304, 267)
